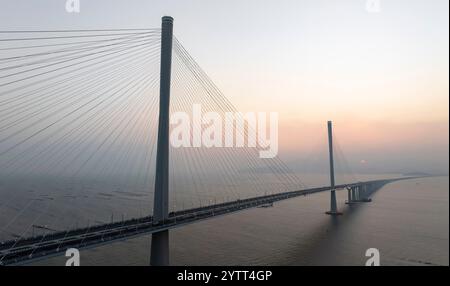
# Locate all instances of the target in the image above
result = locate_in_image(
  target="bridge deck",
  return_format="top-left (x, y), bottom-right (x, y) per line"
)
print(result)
top-left (0, 178), bottom-right (403, 265)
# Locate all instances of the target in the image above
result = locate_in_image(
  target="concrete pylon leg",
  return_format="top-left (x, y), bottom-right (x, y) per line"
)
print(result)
top-left (330, 190), bottom-right (337, 212)
top-left (150, 230), bottom-right (169, 266)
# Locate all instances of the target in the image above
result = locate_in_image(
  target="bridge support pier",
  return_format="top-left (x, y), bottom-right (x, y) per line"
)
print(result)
top-left (346, 186), bottom-right (355, 204)
top-left (325, 121), bottom-right (342, 215)
top-left (356, 184), bottom-right (368, 202)
top-left (361, 184), bottom-right (372, 202)
top-left (151, 230), bottom-right (169, 266)
top-left (150, 16), bottom-right (174, 266)
top-left (346, 185), bottom-right (372, 204)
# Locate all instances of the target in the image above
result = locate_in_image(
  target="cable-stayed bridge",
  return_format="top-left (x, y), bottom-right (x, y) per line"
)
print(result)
top-left (0, 17), bottom-right (420, 266)
top-left (0, 178), bottom-right (413, 266)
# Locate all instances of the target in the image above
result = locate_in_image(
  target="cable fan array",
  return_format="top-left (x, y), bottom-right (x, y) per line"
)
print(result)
top-left (0, 29), bottom-right (305, 241)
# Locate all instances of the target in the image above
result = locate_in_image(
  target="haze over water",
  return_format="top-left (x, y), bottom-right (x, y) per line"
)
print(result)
top-left (27, 175), bottom-right (448, 266)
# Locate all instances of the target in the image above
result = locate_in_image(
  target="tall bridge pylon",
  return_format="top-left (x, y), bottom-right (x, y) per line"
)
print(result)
top-left (150, 16), bottom-right (174, 266)
top-left (326, 121), bottom-right (343, 215)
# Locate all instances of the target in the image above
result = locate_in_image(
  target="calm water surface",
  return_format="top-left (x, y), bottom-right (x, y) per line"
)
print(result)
top-left (26, 175), bottom-right (448, 266)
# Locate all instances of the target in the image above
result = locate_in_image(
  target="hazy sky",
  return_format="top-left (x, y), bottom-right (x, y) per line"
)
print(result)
top-left (0, 0), bottom-right (448, 174)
